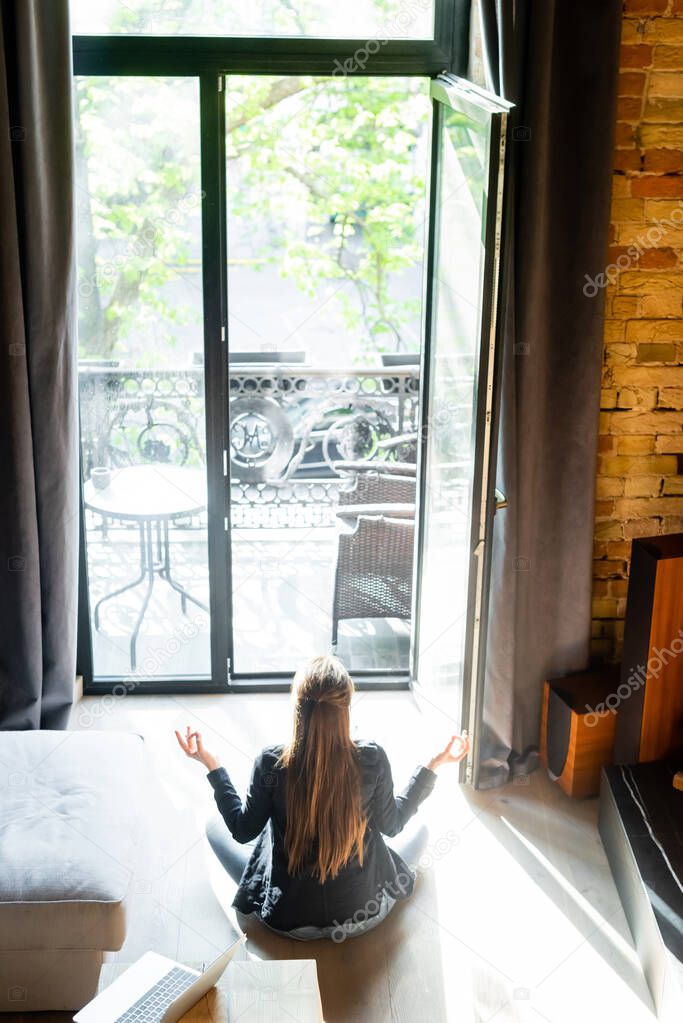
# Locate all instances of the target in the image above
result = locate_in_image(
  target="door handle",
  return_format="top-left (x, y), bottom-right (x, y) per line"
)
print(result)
top-left (494, 488), bottom-right (508, 511)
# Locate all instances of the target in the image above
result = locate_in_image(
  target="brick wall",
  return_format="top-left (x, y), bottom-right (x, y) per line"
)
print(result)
top-left (592, 0), bottom-right (683, 662)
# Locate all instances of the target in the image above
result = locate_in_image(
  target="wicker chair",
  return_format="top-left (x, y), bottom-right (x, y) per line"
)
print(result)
top-left (331, 515), bottom-right (414, 645)
top-left (338, 471), bottom-right (416, 507)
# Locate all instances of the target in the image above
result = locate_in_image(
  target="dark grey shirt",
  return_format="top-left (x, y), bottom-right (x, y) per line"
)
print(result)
top-left (207, 740), bottom-right (436, 936)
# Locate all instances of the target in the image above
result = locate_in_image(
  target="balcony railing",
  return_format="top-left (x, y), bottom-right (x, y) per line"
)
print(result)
top-left (78, 362), bottom-right (427, 527)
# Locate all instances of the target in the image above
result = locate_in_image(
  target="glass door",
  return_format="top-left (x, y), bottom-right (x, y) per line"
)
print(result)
top-left (413, 76), bottom-right (510, 784)
top-left (76, 75), bottom-right (212, 684)
top-left (224, 74), bottom-right (431, 678)
top-left (74, 68), bottom-right (510, 699)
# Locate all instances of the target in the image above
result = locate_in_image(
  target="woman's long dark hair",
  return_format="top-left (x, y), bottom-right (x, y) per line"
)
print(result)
top-left (279, 655), bottom-right (366, 882)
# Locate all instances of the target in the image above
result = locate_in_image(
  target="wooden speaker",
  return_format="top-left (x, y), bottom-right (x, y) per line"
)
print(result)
top-left (614, 534), bottom-right (683, 764)
top-left (540, 667), bottom-right (620, 798)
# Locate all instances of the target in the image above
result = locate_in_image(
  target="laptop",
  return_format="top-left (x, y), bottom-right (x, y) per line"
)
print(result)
top-left (74, 934), bottom-right (246, 1022)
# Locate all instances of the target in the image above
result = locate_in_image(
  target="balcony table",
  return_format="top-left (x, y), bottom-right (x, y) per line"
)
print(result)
top-left (83, 464), bottom-right (208, 670)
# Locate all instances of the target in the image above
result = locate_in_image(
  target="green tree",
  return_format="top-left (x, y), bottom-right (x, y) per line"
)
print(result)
top-left (75, 2), bottom-right (431, 362)
top-left (227, 74), bottom-right (428, 354)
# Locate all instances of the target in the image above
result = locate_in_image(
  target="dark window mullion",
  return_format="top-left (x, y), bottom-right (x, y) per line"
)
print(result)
top-left (77, 449), bottom-right (95, 690)
top-left (200, 72), bottom-right (231, 690)
top-left (73, 36), bottom-right (453, 77)
top-left (410, 96), bottom-right (441, 685)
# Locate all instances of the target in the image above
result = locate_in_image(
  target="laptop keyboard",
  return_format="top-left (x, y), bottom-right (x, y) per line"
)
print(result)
top-left (114, 966), bottom-right (197, 1022)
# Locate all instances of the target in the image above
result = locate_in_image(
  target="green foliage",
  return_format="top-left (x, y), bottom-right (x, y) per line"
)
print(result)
top-left (76, 67), bottom-right (430, 362)
top-left (76, 75), bottom-right (201, 363)
top-left (228, 75), bottom-right (429, 355)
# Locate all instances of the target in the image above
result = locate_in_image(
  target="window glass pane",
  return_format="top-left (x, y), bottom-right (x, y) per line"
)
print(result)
top-left (227, 76), bottom-right (429, 363)
top-left (417, 98), bottom-right (493, 718)
top-left (70, 0), bottom-right (435, 40)
top-left (76, 76), bottom-right (211, 682)
top-left (225, 75), bottom-right (431, 674)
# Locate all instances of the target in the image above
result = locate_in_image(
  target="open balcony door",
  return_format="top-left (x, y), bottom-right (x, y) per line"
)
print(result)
top-left (412, 75), bottom-right (511, 787)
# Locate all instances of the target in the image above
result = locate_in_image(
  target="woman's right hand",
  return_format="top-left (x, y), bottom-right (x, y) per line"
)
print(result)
top-left (175, 726), bottom-right (221, 773)
top-left (427, 732), bottom-right (470, 771)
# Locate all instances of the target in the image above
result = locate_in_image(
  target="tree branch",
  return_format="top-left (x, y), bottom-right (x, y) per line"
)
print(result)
top-left (226, 77), bottom-right (308, 135)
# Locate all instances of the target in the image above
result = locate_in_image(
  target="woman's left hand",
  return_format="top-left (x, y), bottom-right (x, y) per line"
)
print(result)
top-left (427, 732), bottom-right (470, 771)
top-left (175, 726), bottom-right (220, 772)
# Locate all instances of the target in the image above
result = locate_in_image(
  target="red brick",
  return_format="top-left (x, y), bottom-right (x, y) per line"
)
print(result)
top-left (619, 71), bottom-right (647, 97)
top-left (625, 0), bottom-right (670, 9)
top-left (585, 3), bottom-right (683, 651)
top-left (631, 175), bottom-right (683, 196)
top-left (617, 96), bottom-right (644, 121)
top-left (643, 149), bottom-right (683, 173)
top-left (624, 0), bottom-right (668, 11)
top-left (622, 21), bottom-right (647, 46)
top-left (595, 500), bottom-right (615, 520)
top-left (594, 560), bottom-right (628, 580)
top-left (613, 149), bottom-right (642, 172)
top-left (638, 248), bottom-right (679, 268)
top-left (621, 44), bottom-right (654, 68)
top-left (615, 122), bottom-right (637, 147)
top-left (607, 246), bottom-right (629, 264)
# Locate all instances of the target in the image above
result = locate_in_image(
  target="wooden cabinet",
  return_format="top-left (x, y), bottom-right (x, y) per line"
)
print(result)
top-left (540, 668), bottom-right (620, 798)
top-left (614, 534), bottom-right (683, 764)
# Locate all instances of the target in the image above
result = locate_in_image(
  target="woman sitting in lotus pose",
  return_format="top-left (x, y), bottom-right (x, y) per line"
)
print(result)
top-left (176, 654), bottom-right (468, 941)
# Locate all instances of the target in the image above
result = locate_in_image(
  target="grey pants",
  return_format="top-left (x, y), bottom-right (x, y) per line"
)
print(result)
top-left (205, 815), bottom-right (429, 940)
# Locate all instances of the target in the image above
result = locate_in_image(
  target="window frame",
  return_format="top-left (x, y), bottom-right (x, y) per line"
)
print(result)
top-left (72, 0), bottom-right (470, 77)
top-left (73, 1), bottom-right (472, 694)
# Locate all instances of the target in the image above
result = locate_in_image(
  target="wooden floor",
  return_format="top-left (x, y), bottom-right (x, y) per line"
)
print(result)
top-left (8, 690), bottom-right (657, 1022)
top-left (87, 529), bottom-right (410, 678)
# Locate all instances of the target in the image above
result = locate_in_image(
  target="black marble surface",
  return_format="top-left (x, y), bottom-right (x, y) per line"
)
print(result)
top-left (604, 754), bottom-right (683, 963)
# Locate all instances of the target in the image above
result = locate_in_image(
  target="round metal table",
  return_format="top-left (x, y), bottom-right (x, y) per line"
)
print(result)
top-left (83, 464), bottom-right (208, 671)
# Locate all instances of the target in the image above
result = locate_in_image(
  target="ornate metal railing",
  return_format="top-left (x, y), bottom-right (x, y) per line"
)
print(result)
top-left (78, 363), bottom-right (423, 526)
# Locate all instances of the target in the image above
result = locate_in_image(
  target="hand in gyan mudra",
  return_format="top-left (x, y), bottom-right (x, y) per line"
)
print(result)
top-left (175, 726), bottom-right (220, 772)
top-left (428, 732), bottom-right (470, 771)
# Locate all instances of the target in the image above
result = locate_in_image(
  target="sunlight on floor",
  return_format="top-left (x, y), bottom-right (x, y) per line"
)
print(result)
top-left (70, 692), bottom-right (657, 1022)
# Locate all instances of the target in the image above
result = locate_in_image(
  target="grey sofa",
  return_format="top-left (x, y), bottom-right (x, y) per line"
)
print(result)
top-left (0, 730), bottom-right (143, 1011)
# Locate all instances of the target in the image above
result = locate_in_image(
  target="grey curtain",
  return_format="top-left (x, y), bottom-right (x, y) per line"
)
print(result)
top-left (476, 0), bottom-right (622, 786)
top-left (0, 0), bottom-right (77, 729)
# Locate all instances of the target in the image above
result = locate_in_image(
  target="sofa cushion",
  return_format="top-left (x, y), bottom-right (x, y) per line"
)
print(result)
top-left (0, 730), bottom-right (143, 950)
